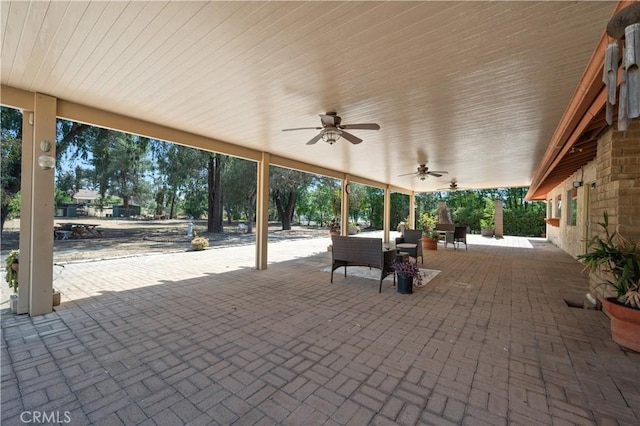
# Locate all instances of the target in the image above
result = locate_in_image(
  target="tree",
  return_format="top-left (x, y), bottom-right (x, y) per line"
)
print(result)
top-left (390, 192), bottom-right (409, 230)
top-left (0, 107), bottom-right (22, 230)
top-left (309, 177), bottom-right (340, 226)
top-left (222, 157), bottom-right (257, 232)
top-left (364, 186), bottom-right (384, 229)
top-left (207, 153), bottom-right (225, 233)
top-left (151, 142), bottom-right (206, 218)
top-left (270, 166), bottom-right (313, 230)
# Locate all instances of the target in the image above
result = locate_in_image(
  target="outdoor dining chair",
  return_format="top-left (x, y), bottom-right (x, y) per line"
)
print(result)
top-left (454, 226), bottom-right (468, 250)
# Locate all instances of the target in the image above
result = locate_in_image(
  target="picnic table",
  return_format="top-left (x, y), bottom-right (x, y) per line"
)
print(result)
top-left (55, 223), bottom-right (103, 239)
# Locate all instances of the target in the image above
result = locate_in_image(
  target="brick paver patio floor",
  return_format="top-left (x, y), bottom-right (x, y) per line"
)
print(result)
top-left (2, 234), bottom-right (639, 425)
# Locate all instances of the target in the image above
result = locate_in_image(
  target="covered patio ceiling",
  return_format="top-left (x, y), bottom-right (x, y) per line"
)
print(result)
top-left (0, 1), bottom-right (618, 193)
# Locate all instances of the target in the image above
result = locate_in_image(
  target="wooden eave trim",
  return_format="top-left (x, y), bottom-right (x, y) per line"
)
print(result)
top-left (270, 155), bottom-right (343, 180)
top-left (526, 1), bottom-right (633, 201)
top-left (0, 85), bottom-right (34, 110)
top-left (56, 100), bottom-right (263, 162)
top-left (1, 84), bottom-right (398, 191)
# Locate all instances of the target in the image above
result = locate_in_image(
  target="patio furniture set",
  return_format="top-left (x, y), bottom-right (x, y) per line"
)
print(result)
top-left (54, 223), bottom-right (103, 240)
top-left (330, 227), bottom-right (468, 294)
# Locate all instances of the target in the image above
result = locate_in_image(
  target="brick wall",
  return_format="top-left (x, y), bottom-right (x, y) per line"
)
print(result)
top-left (592, 123), bottom-right (640, 242)
top-left (588, 121), bottom-right (640, 300)
top-left (545, 162), bottom-right (596, 257)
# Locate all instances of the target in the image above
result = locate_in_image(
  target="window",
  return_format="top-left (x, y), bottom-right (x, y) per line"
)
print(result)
top-left (556, 194), bottom-right (562, 218)
top-left (547, 199), bottom-right (553, 218)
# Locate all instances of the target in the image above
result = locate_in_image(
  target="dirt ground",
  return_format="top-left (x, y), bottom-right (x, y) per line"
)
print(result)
top-left (0, 218), bottom-right (330, 263)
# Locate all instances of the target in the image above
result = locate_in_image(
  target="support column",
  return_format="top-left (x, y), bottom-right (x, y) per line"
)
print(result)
top-left (255, 153), bottom-right (270, 270)
top-left (409, 192), bottom-right (416, 230)
top-left (494, 200), bottom-right (504, 238)
top-left (340, 176), bottom-right (350, 236)
top-left (28, 93), bottom-right (56, 316)
top-left (383, 186), bottom-right (391, 243)
top-left (17, 111), bottom-right (34, 314)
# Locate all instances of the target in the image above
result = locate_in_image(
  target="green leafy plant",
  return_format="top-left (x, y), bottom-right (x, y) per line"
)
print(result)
top-left (426, 230), bottom-right (440, 239)
top-left (191, 234), bottom-right (209, 251)
top-left (480, 197), bottom-right (495, 229)
top-left (348, 223), bottom-right (360, 235)
top-left (418, 212), bottom-right (437, 234)
top-left (391, 260), bottom-right (423, 287)
top-left (5, 249), bottom-right (19, 292)
top-left (577, 212), bottom-right (640, 309)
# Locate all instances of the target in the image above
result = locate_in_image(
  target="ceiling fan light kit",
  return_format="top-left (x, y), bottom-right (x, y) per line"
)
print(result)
top-left (282, 111), bottom-right (380, 146)
top-left (322, 128), bottom-right (342, 144)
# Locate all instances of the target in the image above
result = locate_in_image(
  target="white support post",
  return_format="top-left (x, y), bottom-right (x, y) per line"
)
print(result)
top-left (255, 153), bottom-right (270, 270)
top-left (341, 176), bottom-right (350, 236)
top-left (409, 191), bottom-right (416, 230)
top-left (383, 186), bottom-right (391, 244)
top-left (28, 93), bottom-right (57, 316)
top-left (17, 111), bottom-right (34, 314)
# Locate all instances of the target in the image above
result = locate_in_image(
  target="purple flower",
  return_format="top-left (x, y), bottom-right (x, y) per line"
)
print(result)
top-left (391, 260), bottom-right (423, 286)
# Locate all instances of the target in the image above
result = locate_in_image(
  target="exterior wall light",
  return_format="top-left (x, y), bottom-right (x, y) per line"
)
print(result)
top-left (38, 140), bottom-right (55, 170)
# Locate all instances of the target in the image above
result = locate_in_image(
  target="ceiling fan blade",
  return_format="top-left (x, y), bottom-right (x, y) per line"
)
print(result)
top-left (282, 127), bottom-right (322, 132)
top-left (428, 170), bottom-right (448, 174)
top-left (339, 123), bottom-right (380, 130)
top-left (306, 132), bottom-right (324, 145)
top-left (427, 172), bottom-right (443, 177)
top-left (340, 131), bottom-right (363, 144)
top-left (398, 172), bottom-right (418, 177)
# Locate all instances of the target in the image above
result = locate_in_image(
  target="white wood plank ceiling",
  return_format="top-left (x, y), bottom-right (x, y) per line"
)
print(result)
top-left (0, 1), bottom-right (615, 192)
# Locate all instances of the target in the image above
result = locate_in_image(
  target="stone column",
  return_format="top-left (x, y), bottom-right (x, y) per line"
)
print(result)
top-left (494, 200), bottom-right (504, 238)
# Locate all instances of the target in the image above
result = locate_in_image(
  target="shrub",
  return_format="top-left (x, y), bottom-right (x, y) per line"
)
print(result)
top-left (191, 236), bottom-right (209, 251)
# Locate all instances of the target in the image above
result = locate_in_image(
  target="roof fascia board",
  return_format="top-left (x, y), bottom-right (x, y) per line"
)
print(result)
top-left (526, 1), bottom-right (632, 201)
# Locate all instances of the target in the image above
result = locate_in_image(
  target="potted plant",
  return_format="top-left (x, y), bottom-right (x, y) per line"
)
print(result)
top-left (391, 259), bottom-right (423, 294)
top-left (577, 212), bottom-right (640, 352)
top-left (191, 233), bottom-right (209, 251)
top-left (5, 249), bottom-right (19, 293)
top-left (5, 250), bottom-right (20, 313)
top-left (418, 213), bottom-right (439, 250)
top-left (5, 250), bottom-right (61, 311)
top-left (328, 218), bottom-right (340, 236)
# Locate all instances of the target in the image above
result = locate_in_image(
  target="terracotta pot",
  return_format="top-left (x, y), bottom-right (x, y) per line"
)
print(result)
top-left (603, 297), bottom-right (640, 353)
top-left (422, 237), bottom-right (438, 251)
top-left (52, 290), bottom-right (61, 307)
top-left (11, 262), bottom-right (18, 272)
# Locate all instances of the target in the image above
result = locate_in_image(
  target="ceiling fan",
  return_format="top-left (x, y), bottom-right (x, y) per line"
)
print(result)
top-left (399, 164), bottom-right (448, 181)
top-left (437, 180), bottom-right (468, 191)
top-left (282, 111), bottom-right (380, 145)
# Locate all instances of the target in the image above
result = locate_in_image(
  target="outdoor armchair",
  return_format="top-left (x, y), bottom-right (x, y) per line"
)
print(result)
top-left (395, 229), bottom-right (423, 264)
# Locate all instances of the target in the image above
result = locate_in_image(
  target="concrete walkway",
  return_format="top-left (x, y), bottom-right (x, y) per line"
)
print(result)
top-left (2, 235), bottom-right (639, 425)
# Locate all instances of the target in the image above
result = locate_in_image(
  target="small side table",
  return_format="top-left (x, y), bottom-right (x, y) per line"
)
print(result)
top-left (395, 252), bottom-right (409, 264)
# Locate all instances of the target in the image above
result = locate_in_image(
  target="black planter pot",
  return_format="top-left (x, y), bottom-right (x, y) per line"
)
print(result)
top-left (397, 273), bottom-right (413, 294)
